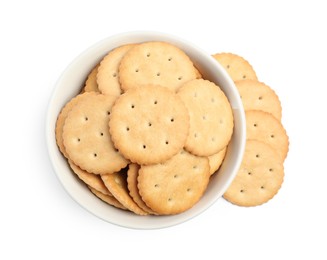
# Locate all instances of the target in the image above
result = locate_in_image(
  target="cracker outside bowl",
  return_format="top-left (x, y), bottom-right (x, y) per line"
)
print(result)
top-left (46, 31), bottom-right (246, 229)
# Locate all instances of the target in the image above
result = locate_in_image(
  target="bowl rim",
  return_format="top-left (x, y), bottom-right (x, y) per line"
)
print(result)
top-left (46, 31), bottom-right (246, 229)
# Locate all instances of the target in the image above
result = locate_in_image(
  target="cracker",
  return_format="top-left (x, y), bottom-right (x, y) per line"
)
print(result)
top-left (89, 186), bottom-right (126, 210)
top-left (235, 79), bottom-right (282, 121)
top-left (127, 164), bottom-right (157, 214)
top-left (208, 147), bottom-right (227, 175)
top-left (212, 52), bottom-right (257, 81)
top-left (138, 150), bottom-right (210, 215)
top-left (177, 79), bottom-right (234, 156)
top-left (223, 140), bottom-right (284, 206)
top-left (55, 92), bottom-right (95, 158)
top-left (101, 171), bottom-right (148, 215)
top-left (109, 85), bottom-right (190, 165)
top-left (62, 93), bottom-right (128, 174)
top-left (97, 44), bottom-right (136, 96)
top-left (83, 64), bottom-right (100, 92)
top-left (246, 110), bottom-right (289, 161)
top-left (68, 160), bottom-right (111, 196)
top-left (119, 41), bottom-right (198, 92)
top-left (194, 66), bottom-right (203, 79)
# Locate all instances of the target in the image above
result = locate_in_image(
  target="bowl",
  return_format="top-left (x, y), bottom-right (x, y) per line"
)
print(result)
top-left (46, 31), bottom-right (246, 229)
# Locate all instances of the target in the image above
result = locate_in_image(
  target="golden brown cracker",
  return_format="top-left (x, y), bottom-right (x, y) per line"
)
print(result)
top-left (212, 52), bottom-right (257, 81)
top-left (127, 164), bottom-right (157, 214)
top-left (89, 186), bottom-right (126, 210)
top-left (109, 85), bottom-right (190, 165)
top-left (101, 171), bottom-right (148, 215)
top-left (223, 140), bottom-right (284, 206)
top-left (177, 79), bottom-right (234, 156)
top-left (194, 66), bottom-right (203, 79)
top-left (62, 93), bottom-right (128, 174)
top-left (97, 44), bottom-right (136, 96)
top-left (138, 150), bottom-right (210, 215)
top-left (208, 147), bottom-right (227, 175)
top-left (246, 110), bottom-right (289, 161)
top-left (68, 160), bottom-right (111, 196)
top-left (119, 41), bottom-right (198, 92)
top-left (235, 79), bottom-right (282, 121)
top-left (83, 64), bottom-right (100, 92)
top-left (55, 92), bottom-right (95, 158)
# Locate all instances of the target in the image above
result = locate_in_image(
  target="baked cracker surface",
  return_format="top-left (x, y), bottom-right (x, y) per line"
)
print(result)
top-left (109, 85), bottom-right (190, 165)
top-left (235, 79), bottom-right (282, 121)
top-left (246, 110), bottom-right (289, 161)
top-left (68, 159), bottom-right (111, 196)
top-left (101, 171), bottom-right (148, 215)
top-left (89, 186), bottom-right (126, 210)
top-left (62, 93), bottom-right (128, 174)
top-left (119, 41), bottom-right (198, 92)
top-left (83, 64), bottom-right (100, 93)
top-left (127, 164), bottom-right (157, 215)
top-left (55, 92), bottom-right (96, 158)
top-left (212, 52), bottom-right (257, 81)
top-left (97, 44), bottom-right (136, 96)
top-left (223, 140), bottom-right (284, 207)
top-left (138, 150), bottom-right (210, 215)
top-left (177, 79), bottom-right (234, 156)
top-left (208, 147), bottom-right (227, 175)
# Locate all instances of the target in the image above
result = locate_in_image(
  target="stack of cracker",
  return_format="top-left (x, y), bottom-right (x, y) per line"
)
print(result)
top-left (213, 53), bottom-right (289, 206)
top-left (56, 42), bottom-right (234, 215)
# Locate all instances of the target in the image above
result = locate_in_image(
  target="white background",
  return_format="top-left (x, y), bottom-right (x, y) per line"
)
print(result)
top-left (1, 0), bottom-right (326, 259)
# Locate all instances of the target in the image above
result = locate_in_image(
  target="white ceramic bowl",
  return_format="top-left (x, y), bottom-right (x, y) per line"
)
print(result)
top-left (46, 31), bottom-right (246, 229)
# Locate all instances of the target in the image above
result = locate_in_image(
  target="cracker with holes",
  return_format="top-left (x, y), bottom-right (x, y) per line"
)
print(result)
top-left (83, 64), bottom-right (100, 93)
top-left (246, 110), bottom-right (289, 161)
top-left (97, 44), bottom-right (136, 96)
top-left (101, 171), bottom-right (148, 215)
top-left (127, 164), bottom-right (157, 214)
top-left (138, 150), bottom-right (210, 215)
top-left (68, 160), bottom-right (111, 196)
top-left (89, 186), bottom-right (126, 210)
top-left (55, 92), bottom-right (95, 158)
top-left (208, 147), bottom-right (227, 175)
top-left (62, 93), bottom-right (128, 174)
top-left (235, 79), bottom-right (282, 121)
top-left (212, 52), bottom-right (257, 81)
top-left (177, 79), bottom-right (234, 156)
top-left (223, 140), bottom-right (284, 206)
top-left (109, 85), bottom-right (190, 165)
top-left (118, 41), bottom-right (198, 92)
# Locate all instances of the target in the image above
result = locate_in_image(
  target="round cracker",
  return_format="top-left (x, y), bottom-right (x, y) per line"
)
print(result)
top-left (62, 93), bottom-right (128, 175)
top-left (177, 79), bottom-right (234, 156)
top-left (101, 171), bottom-right (148, 215)
top-left (212, 52), bottom-right (257, 81)
top-left (88, 186), bottom-right (126, 210)
top-left (109, 85), bottom-right (190, 165)
top-left (246, 110), bottom-right (289, 161)
top-left (55, 92), bottom-right (95, 158)
top-left (208, 147), bottom-right (227, 175)
top-left (127, 164), bottom-right (157, 215)
top-left (119, 41), bottom-right (198, 92)
top-left (83, 64), bottom-right (100, 92)
top-left (223, 140), bottom-right (284, 207)
top-left (138, 150), bottom-right (210, 215)
top-left (97, 44), bottom-right (136, 96)
top-left (68, 160), bottom-right (111, 196)
top-left (235, 79), bottom-right (282, 121)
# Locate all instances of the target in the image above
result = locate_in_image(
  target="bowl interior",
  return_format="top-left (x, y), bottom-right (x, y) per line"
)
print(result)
top-left (46, 31), bottom-right (246, 229)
